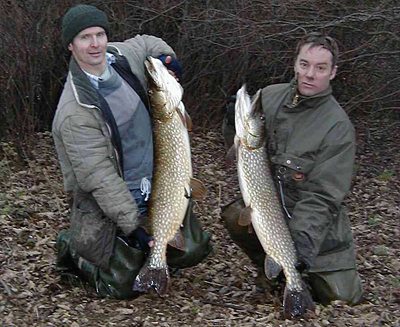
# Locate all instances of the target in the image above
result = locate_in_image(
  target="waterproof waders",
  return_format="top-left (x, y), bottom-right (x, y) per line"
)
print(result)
top-left (221, 197), bottom-right (364, 306)
top-left (56, 200), bottom-right (212, 298)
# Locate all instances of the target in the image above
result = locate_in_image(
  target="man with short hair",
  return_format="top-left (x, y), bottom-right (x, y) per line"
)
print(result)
top-left (222, 32), bottom-right (363, 305)
top-left (53, 4), bottom-right (211, 299)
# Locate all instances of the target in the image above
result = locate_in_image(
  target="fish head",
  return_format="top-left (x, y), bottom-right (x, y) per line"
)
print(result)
top-left (145, 56), bottom-right (184, 121)
top-left (235, 85), bottom-right (266, 149)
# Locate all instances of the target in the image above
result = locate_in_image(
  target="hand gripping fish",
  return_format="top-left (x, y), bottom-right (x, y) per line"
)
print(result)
top-left (133, 56), bottom-right (205, 296)
top-left (234, 84), bottom-right (315, 318)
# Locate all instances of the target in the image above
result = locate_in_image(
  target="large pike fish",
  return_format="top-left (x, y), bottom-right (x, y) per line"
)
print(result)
top-left (133, 56), bottom-right (205, 296)
top-left (234, 84), bottom-right (315, 318)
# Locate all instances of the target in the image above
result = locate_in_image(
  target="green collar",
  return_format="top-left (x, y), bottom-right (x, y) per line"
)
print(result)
top-left (285, 78), bottom-right (332, 111)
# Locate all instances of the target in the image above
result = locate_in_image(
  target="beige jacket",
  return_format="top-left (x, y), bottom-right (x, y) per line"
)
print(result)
top-left (52, 35), bottom-right (176, 270)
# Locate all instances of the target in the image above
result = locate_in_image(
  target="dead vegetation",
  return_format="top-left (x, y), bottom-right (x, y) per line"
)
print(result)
top-left (0, 2), bottom-right (399, 325)
top-left (0, 117), bottom-right (399, 326)
top-left (0, 0), bottom-right (399, 159)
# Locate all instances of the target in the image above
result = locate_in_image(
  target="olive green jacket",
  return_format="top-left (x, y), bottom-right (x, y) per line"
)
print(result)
top-left (261, 79), bottom-right (357, 272)
top-left (52, 35), bottom-right (176, 270)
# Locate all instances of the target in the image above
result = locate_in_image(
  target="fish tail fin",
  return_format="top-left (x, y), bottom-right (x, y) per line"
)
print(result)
top-left (132, 259), bottom-right (170, 296)
top-left (283, 282), bottom-right (315, 319)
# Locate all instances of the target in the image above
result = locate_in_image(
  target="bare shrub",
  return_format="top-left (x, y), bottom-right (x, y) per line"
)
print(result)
top-left (0, 0), bottom-right (399, 159)
top-left (0, 0), bottom-right (66, 160)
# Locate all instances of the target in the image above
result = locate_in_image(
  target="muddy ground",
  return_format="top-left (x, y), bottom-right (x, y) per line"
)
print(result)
top-left (0, 117), bottom-right (399, 326)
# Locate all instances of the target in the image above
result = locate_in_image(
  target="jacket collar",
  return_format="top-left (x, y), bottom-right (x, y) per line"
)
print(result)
top-left (68, 47), bottom-right (121, 108)
top-left (68, 57), bottom-right (101, 108)
top-left (284, 78), bottom-right (332, 112)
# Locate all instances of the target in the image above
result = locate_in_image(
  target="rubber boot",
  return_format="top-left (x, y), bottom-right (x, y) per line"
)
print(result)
top-left (308, 269), bottom-right (364, 305)
top-left (167, 200), bottom-right (213, 269)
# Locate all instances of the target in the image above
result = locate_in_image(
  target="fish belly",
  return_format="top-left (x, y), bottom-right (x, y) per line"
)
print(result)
top-left (148, 114), bottom-right (191, 267)
top-left (238, 144), bottom-right (302, 290)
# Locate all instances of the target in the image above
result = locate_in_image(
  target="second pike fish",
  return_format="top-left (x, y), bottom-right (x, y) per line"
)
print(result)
top-left (234, 84), bottom-right (315, 318)
top-left (133, 56), bottom-right (205, 296)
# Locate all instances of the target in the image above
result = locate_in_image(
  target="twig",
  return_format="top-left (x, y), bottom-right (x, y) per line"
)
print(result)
top-left (201, 299), bottom-right (261, 314)
top-left (138, 0), bottom-right (187, 30)
top-left (42, 167), bottom-right (63, 214)
top-left (217, 182), bottom-right (222, 211)
top-left (204, 280), bottom-right (225, 287)
top-left (0, 277), bottom-right (12, 297)
top-left (340, 50), bottom-right (400, 63)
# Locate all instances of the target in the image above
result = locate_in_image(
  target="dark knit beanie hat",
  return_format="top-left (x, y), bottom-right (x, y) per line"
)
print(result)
top-left (62, 5), bottom-right (109, 49)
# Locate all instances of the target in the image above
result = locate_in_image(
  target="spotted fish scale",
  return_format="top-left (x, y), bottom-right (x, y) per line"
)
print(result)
top-left (238, 135), bottom-right (302, 292)
top-left (148, 107), bottom-right (192, 270)
top-left (133, 56), bottom-right (199, 296)
top-left (235, 84), bottom-right (314, 318)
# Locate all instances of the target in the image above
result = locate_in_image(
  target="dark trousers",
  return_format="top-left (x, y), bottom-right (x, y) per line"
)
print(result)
top-left (56, 230), bottom-right (145, 299)
top-left (221, 198), bottom-right (364, 306)
top-left (56, 201), bottom-right (212, 299)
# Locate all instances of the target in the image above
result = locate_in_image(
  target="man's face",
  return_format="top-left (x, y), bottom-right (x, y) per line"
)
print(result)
top-left (68, 26), bottom-right (108, 76)
top-left (294, 43), bottom-right (337, 97)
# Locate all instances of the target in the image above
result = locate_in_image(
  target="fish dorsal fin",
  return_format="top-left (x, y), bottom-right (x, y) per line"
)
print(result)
top-left (264, 255), bottom-right (283, 280)
top-left (168, 229), bottom-right (185, 250)
top-left (189, 178), bottom-right (206, 199)
top-left (238, 206), bottom-right (252, 226)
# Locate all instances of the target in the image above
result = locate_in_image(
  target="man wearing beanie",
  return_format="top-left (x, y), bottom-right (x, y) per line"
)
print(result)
top-left (52, 4), bottom-right (211, 299)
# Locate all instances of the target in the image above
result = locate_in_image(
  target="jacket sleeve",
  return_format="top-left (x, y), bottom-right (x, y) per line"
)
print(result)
top-left (288, 120), bottom-right (356, 268)
top-left (57, 110), bottom-right (141, 236)
top-left (109, 34), bottom-right (177, 88)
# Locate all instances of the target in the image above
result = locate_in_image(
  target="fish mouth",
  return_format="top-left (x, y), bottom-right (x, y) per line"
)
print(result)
top-left (244, 121), bottom-right (263, 139)
top-left (247, 130), bottom-right (262, 138)
top-left (145, 57), bottom-right (162, 89)
top-left (145, 57), bottom-right (156, 75)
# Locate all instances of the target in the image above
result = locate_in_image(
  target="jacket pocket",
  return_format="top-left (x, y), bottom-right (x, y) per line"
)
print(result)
top-left (269, 152), bottom-right (315, 211)
top-left (72, 199), bottom-right (105, 245)
top-left (272, 152), bottom-right (315, 192)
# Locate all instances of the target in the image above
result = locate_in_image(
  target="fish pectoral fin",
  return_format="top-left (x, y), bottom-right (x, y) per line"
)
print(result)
top-left (176, 102), bottom-right (193, 131)
top-left (238, 206), bottom-right (252, 226)
top-left (264, 255), bottom-right (283, 280)
top-left (188, 178), bottom-right (207, 199)
top-left (184, 110), bottom-right (193, 131)
top-left (225, 143), bottom-right (236, 165)
top-left (184, 184), bottom-right (191, 198)
top-left (167, 230), bottom-right (185, 250)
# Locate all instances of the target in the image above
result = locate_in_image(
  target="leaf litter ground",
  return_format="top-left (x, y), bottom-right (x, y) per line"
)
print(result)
top-left (0, 117), bottom-right (399, 326)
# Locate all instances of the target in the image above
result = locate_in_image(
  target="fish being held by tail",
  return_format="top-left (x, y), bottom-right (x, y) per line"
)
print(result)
top-left (234, 84), bottom-right (315, 318)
